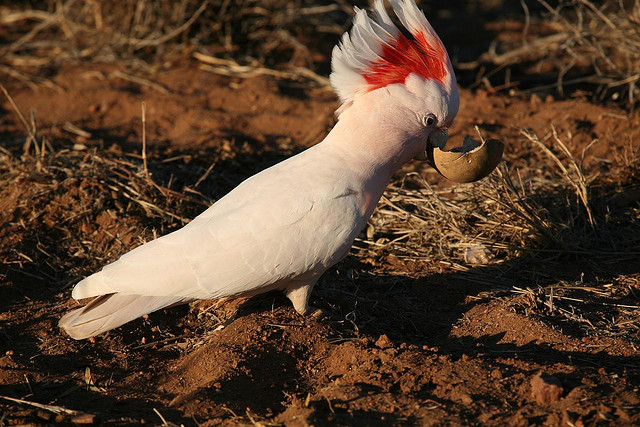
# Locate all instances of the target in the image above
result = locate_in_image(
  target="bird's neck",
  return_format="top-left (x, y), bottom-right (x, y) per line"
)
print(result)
top-left (314, 99), bottom-right (423, 221)
top-left (321, 100), bottom-right (421, 185)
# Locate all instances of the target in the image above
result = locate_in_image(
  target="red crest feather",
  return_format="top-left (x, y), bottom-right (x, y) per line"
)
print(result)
top-left (364, 32), bottom-right (447, 91)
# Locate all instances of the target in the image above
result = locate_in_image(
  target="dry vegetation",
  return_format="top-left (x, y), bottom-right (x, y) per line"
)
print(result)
top-left (1, 0), bottom-right (640, 425)
top-left (0, 0), bottom-right (349, 91)
top-left (461, 0), bottom-right (640, 105)
top-left (3, 0), bottom-right (640, 102)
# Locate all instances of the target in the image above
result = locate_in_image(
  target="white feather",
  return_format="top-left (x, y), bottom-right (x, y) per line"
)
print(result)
top-left (59, 294), bottom-right (191, 340)
top-left (372, 0), bottom-right (399, 37)
top-left (330, 0), bottom-right (452, 109)
top-left (69, 143), bottom-right (364, 304)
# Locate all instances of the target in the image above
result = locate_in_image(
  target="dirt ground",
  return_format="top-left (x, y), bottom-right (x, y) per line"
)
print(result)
top-left (1, 57), bottom-right (639, 426)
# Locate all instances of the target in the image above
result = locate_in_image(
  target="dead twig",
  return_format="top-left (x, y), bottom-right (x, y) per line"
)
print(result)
top-left (141, 101), bottom-right (148, 178)
top-left (520, 127), bottom-right (595, 228)
top-left (0, 395), bottom-right (80, 415)
top-left (110, 70), bottom-right (170, 95)
top-left (194, 52), bottom-right (331, 88)
top-left (131, 0), bottom-right (209, 49)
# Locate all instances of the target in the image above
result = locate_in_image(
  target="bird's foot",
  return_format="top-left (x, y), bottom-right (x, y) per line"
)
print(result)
top-left (286, 282), bottom-right (328, 319)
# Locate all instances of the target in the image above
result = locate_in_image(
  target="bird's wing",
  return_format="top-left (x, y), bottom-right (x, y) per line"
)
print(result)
top-left (73, 192), bottom-right (313, 299)
top-left (72, 160), bottom-right (361, 300)
top-left (59, 294), bottom-right (192, 339)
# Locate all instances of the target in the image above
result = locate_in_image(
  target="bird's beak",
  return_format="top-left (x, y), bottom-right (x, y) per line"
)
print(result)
top-left (415, 130), bottom-right (447, 161)
top-left (419, 132), bottom-right (504, 183)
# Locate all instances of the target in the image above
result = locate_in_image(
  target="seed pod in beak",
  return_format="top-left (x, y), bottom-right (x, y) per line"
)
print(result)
top-left (430, 135), bottom-right (504, 183)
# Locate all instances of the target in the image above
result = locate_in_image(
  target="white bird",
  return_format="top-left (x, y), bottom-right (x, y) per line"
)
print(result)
top-left (60, 0), bottom-right (469, 339)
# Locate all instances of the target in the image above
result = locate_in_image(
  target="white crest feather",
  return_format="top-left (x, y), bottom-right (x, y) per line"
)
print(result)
top-left (330, 0), bottom-right (454, 110)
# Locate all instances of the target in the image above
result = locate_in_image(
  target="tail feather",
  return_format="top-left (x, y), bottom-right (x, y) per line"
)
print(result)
top-left (59, 294), bottom-right (192, 340)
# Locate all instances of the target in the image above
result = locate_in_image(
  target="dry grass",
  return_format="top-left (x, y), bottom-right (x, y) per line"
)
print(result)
top-left (3, 0), bottom-right (640, 105)
top-left (1, 4), bottom-right (639, 425)
top-left (3, 76), bottom-right (637, 343)
top-left (0, 0), bottom-right (349, 90)
top-left (0, 146), bottom-right (203, 279)
top-left (359, 129), bottom-right (639, 267)
top-left (511, 282), bottom-right (640, 341)
top-left (463, 0), bottom-right (640, 105)
top-left (536, 0), bottom-right (640, 104)
top-left (0, 87), bottom-right (207, 289)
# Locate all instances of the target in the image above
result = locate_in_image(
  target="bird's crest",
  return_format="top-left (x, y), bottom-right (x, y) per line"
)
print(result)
top-left (330, 0), bottom-right (454, 108)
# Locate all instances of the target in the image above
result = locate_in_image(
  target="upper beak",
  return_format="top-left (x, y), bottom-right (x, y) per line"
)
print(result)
top-left (428, 130), bottom-right (448, 150)
top-left (415, 130), bottom-right (448, 161)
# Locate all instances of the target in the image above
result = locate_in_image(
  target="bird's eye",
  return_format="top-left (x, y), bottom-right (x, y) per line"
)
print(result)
top-left (423, 114), bottom-right (437, 127)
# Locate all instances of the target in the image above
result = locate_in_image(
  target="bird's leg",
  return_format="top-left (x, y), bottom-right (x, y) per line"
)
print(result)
top-left (285, 282), bottom-right (325, 318)
top-left (285, 282), bottom-right (314, 314)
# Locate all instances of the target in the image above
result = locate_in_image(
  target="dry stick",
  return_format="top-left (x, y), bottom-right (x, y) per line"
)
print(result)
top-left (141, 101), bottom-right (148, 178)
top-left (131, 333), bottom-right (194, 350)
top-left (4, 54), bottom-right (57, 67)
top-left (29, 109), bottom-right (43, 160)
top-left (63, 121), bottom-right (92, 138)
top-left (457, 33), bottom-right (569, 69)
top-left (578, 0), bottom-right (617, 30)
top-left (194, 52), bottom-right (331, 88)
top-left (0, 64), bottom-right (39, 90)
top-left (0, 64), bottom-right (63, 93)
top-left (110, 70), bottom-right (170, 94)
top-left (153, 408), bottom-right (170, 426)
top-left (0, 395), bottom-right (79, 415)
top-left (0, 9), bottom-right (52, 25)
top-left (245, 408), bottom-right (261, 426)
top-left (132, 0), bottom-right (209, 49)
top-left (127, 196), bottom-right (190, 224)
top-left (4, 13), bottom-right (58, 54)
top-left (1, 85), bottom-right (37, 157)
top-left (137, 102), bottom-right (172, 200)
top-left (519, 0), bottom-right (531, 46)
top-left (2, 0), bottom-right (77, 54)
top-left (194, 159), bottom-right (217, 188)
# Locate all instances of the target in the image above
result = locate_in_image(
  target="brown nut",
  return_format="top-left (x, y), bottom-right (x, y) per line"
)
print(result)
top-left (431, 135), bottom-right (504, 183)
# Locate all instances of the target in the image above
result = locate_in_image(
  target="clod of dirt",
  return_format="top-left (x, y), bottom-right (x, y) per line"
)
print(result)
top-left (374, 334), bottom-right (393, 349)
top-left (490, 368), bottom-right (503, 380)
top-left (531, 372), bottom-right (564, 405)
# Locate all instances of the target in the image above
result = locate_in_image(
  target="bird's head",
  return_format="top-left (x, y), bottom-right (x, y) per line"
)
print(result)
top-left (330, 0), bottom-right (501, 182)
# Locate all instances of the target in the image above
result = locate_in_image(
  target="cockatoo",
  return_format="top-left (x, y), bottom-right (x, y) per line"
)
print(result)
top-left (60, 0), bottom-right (500, 340)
